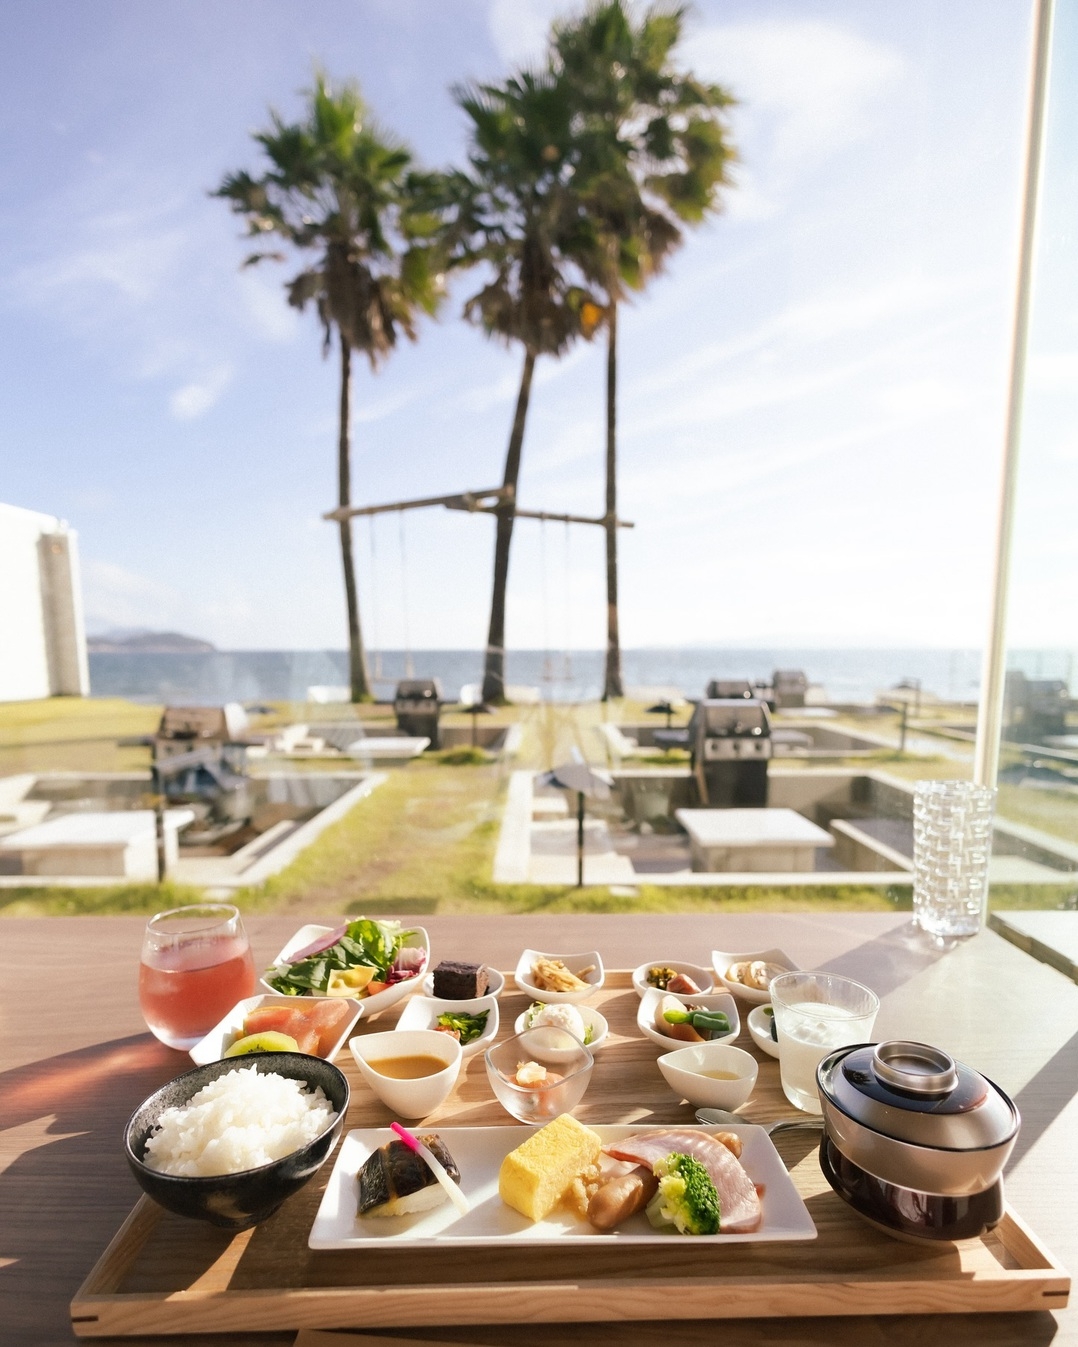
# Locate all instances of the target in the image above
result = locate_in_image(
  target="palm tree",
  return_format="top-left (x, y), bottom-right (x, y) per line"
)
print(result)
top-left (552, 1), bottom-right (736, 699)
top-left (214, 74), bottom-right (443, 701)
top-left (449, 70), bottom-right (605, 705)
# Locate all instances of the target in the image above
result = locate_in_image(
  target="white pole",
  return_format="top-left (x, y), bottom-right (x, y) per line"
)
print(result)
top-left (973, 0), bottom-right (1057, 788)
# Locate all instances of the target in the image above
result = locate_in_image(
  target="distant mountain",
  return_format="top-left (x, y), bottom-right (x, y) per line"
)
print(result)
top-left (87, 629), bottom-right (217, 654)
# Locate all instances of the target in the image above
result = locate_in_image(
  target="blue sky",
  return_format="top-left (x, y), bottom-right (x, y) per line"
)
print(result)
top-left (1, 0), bottom-right (1073, 654)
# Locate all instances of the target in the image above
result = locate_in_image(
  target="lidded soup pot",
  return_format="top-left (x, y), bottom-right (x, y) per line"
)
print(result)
top-left (815, 1040), bottom-right (1019, 1243)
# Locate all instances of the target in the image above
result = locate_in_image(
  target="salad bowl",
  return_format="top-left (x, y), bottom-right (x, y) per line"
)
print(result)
top-left (262, 920), bottom-right (429, 1020)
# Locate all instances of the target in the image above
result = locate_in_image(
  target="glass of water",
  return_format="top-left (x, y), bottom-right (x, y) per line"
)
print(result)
top-left (912, 780), bottom-right (996, 941)
top-left (771, 971), bottom-right (879, 1113)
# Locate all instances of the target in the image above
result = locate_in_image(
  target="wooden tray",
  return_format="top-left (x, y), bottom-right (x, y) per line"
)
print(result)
top-left (71, 972), bottom-right (1070, 1337)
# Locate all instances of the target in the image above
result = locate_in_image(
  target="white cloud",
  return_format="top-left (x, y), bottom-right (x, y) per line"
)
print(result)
top-left (169, 364), bottom-right (233, 420)
top-left (83, 560), bottom-right (182, 630)
top-left (237, 270), bottom-right (300, 342)
top-left (8, 219), bottom-right (189, 311)
top-left (455, 370), bottom-right (521, 413)
top-left (685, 18), bottom-right (903, 193)
top-left (354, 385), bottom-right (425, 424)
top-left (487, 0), bottom-right (569, 66)
top-left (1029, 350), bottom-right (1078, 391)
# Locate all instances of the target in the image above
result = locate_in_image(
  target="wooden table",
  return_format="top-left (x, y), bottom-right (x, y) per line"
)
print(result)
top-left (3, 911), bottom-right (1077, 1347)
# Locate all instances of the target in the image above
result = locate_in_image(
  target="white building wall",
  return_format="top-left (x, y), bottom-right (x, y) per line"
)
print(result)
top-left (0, 502), bottom-right (90, 701)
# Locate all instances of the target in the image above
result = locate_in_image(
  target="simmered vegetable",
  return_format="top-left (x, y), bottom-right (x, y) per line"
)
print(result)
top-left (661, 1006), bottom-right (731, 1039)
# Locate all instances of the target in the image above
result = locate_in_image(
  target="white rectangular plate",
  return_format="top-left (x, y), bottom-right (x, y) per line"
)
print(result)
top-left (309, 1123), bottom-right (816, 1249)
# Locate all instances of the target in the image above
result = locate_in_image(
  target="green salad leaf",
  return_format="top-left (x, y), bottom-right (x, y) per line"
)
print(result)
top-left (266, 918), bottom-right (418, 996)
top-left (435, 1010), bottom-right (489, 1044)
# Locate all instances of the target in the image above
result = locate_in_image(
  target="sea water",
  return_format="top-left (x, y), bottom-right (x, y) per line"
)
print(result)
top-left (86, 646), bottom-right (1014, 705)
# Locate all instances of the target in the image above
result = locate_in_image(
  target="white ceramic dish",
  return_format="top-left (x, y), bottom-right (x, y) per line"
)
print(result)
top-left (189, 994), bottom-right (362, 1066)
top-left (349, 1027), bottom-right (462, 1118)
top-left (421, 966), bottom-right (506, 999)
top-left (514, 948), bottom-right (604, 1003)
top-left (747, 1003), bottom-right (781, 1059)
top-left (711, 947), bottom-right (797, 1005)
top-left (656, 1041), bottom-right (759, 1110)
top-left (630, 960), bottom-right (715, 998)
top-left (513, 1001), bottom-right (609, 1051)
top-left (396, 994), bottom-right (499, 1058)
top-left (309, 1123), bottom-right (816, 1248)
top-left (636, 986), bottom-right (739, 1050)
top-left (262, 923), bottom-right (429, 1019)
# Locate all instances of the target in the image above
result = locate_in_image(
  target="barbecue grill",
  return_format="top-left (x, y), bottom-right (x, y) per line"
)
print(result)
top-left (688, 698), bottom-right (772, 808)
top-left (150, 704), bottom-right (253, 833)
top-left (393, 679), bottom-right (442, 749)
top-left (772, 669), bottom-right (808, 709)
top-left (705, 679), bottom-right (754, 700)
top-left (1004, 673), bottom-right (1070, 742)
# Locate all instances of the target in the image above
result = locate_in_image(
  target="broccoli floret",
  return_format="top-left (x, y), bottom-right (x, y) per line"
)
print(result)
top-left (645, 1152), bottom-right (721, 1235)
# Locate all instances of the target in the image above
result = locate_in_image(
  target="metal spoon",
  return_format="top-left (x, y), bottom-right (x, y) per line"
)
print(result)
top-left (695, 1106), bottom-right (823, 1137)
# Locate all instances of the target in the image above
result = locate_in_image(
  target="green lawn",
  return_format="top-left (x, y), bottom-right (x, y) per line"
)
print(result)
top-left (0, 695), bottom-right (1072, 918)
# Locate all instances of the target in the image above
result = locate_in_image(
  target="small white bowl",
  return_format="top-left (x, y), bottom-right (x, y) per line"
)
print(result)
top-left (189, 994), bottom-right (361, 1066)
top-left (747, 1003), bottom-right (781, 1059)
top-left (263, 923), bottom-right (430, 1019)
top-left (514, 948), bottom-right (604, 1003)
top-left (395, 994), bottom-right (499, 1058)
top-left (513, 1002), bottom-right (609, 1051)
top-left (637, 986), bottom-right (739, 1049)
top-left (657, 1041), bottom-right (759, 1110)
top-left (421, 966), bottom-right (506, 999)
top-left (712, 947), bottom-right (797, 1005)
top-left (349, 1028), bottom-right (462, 1118)
top-left (630, 960), bottom-right (715, 998)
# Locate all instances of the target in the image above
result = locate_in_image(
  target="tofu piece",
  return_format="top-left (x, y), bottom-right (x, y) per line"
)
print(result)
top-left (498, 1114), bottom-right (602, 1222)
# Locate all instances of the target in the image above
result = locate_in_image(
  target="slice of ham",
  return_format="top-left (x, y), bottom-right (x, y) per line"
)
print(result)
top-left (602, 1128), bottom-right (762, 1233)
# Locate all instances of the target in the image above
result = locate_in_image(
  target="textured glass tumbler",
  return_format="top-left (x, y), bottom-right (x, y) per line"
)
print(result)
top-left (912, 781), bottom-right (996, 940)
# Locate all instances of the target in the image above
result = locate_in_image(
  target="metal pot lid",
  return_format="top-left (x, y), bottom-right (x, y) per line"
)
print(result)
top-left (817, 1041), bottom-right (1018, 1150)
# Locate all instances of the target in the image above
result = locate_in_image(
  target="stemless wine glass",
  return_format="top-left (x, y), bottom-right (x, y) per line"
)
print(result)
top-left (139, 903), bottom-right (256, 1050)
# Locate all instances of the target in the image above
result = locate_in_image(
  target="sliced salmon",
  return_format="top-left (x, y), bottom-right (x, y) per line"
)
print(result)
top-left (310, 999), bottom-right (352, 1055)
top-left (244, 1005), bottom-right (301, 1036)
top-left (602, 1128), bottom-right (762, 1233)
top-left (243, 1003), bottom-right (341, 1056)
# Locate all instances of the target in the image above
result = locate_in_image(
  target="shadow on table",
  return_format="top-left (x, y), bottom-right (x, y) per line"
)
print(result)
top-left (817, 917), bottom-right (951, 997)
top-left (0, 1032), bottom-right (188, 1347)
top-left (1010, 1025), bottom-right (1078, 1171)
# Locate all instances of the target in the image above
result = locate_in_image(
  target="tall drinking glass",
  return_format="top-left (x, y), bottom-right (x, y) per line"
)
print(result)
top-left (913, 780), bottom-right (996, 940)
top-left (139, 903), bottom-right (256, 1050)
top-left (770, 971), bottom-right (879, 1114)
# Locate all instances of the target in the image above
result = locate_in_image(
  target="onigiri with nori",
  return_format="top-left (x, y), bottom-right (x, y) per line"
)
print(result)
top-left (356, 1134), bottom-right (461, 1217)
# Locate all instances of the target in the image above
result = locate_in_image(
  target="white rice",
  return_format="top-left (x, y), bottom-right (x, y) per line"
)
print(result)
top-left (143, 1066), bottom-right (337, 1177)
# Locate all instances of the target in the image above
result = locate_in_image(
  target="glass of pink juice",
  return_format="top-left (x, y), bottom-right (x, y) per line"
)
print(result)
top-left (139, 903), bottom-right (256, 1050)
